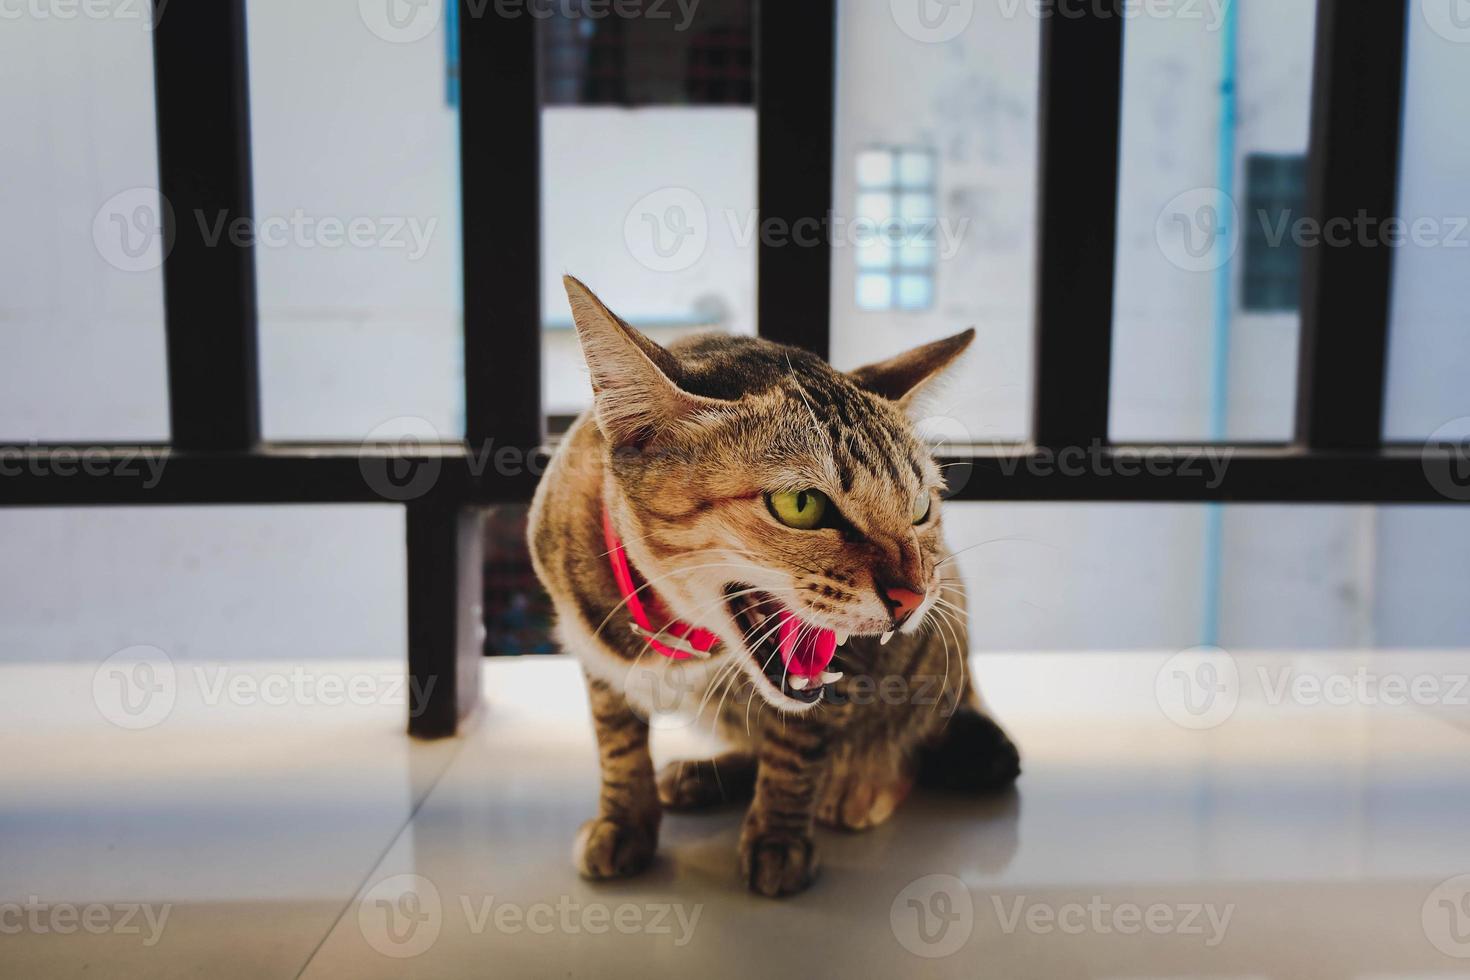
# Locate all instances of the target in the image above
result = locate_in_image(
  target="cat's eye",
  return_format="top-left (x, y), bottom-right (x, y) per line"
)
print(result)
top-left (912, 492), bottom-right (933, 525)
top-left (767, 489), bottom-right (828, 530)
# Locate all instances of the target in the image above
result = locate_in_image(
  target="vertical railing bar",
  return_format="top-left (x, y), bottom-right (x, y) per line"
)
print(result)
top-left (1294, 0), bottom-right (1408, 451)
top-left (151, 0), bottom-right (260, 451)
top-left (1030, 3), bottom-right (1125, 449)
top-left (460, 1), bottom-right (542, 453)
top-left (756, 0), bottom-right (835, 360)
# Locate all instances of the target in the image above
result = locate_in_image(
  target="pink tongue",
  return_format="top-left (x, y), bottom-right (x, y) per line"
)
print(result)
top-left (776, 612), bottom-right (837, 678)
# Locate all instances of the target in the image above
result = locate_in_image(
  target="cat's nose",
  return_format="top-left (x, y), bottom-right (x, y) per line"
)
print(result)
top-left (879, 582), bottom-right (926, 627)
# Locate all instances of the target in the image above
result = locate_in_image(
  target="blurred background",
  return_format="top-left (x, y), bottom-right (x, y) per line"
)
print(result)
top-left (3, 0), bottom-right (1469, 667)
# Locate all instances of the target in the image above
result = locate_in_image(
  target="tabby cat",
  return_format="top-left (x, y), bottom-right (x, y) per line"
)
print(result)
top-left (528, 277), bottom-right (1020, 897)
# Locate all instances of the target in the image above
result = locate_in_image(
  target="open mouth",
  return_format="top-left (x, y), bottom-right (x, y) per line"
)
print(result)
top-left (723, 585), bottom-right (845, 705)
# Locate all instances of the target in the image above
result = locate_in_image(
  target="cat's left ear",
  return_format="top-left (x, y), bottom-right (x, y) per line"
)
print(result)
top-left (847, 328), bottom-right (975, 410)
top-left (563, 275), bottom-right (727, 448)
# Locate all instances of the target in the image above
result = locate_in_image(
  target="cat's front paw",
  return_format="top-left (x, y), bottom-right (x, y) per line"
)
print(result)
top-left (739, 829), bottom-right (819, 897)
top-left (574, 816), bottom-right (657, 879)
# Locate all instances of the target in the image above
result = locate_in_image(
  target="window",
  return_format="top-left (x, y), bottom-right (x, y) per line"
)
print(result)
top-left (854, 146), bottom-right (938, 312)
top-left (1241, 153), bottom-right (1307, 313)
top-left (540, 0), bottom-right (752, 106)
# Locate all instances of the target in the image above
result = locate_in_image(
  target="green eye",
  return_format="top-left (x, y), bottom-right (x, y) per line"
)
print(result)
top-left (768, 489), bottom-right (829, 530)
top-left (912, 492), bottom-right (932, 525)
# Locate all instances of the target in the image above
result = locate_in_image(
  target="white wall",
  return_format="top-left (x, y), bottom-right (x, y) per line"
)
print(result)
top-left (0, 507), bottom-right (404, 664)
top-left (540, 107), bottom-right (757, 415)
top-left (246, 0), bottom-right (465, 441)
top-left (0, 10), bottom-right (169, 441)
top-left (830, 1), bottom-right (1039, 443)
top-left (1383, 3), bottom-right (1470, 442)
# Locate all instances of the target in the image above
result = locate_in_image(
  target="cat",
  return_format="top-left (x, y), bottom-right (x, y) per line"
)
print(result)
top-left (528, 276), bottom-right (1020, 897)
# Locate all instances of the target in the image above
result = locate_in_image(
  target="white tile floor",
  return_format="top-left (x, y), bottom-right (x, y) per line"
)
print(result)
top-left (6, 652), bottom-right (1470, 978)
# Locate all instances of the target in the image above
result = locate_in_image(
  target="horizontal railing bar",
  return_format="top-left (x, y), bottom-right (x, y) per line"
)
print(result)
top-left (1, 446), bottom-right (1465, 506)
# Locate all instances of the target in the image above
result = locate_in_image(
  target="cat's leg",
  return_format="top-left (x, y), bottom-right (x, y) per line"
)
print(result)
top-left (816, 754), bottom-right (915, 831)
top-left (574, 675), bottom-right (661, 879)
top-left (739, 727), bottom-right (828, 897)
top-left (657, 751), bottom-right (757, 810)
top-left (916, 700), bottom-right (1021, 794)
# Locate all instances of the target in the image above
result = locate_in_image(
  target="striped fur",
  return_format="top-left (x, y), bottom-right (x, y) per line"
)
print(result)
top-left (528, 278), bottom-right (1020, 896)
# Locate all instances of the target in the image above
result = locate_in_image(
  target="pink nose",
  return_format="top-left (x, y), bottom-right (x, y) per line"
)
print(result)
top-left (882, 586), bottom-right (926, 626)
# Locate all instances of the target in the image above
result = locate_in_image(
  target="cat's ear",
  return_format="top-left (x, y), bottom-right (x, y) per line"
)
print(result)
top-left (563, 275), bottom-right (720, 447)
top-left (848, 328), bottom-right (975, 409)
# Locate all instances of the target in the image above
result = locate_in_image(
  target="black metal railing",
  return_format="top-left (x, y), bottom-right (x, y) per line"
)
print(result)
top-left (2, 0), bottom-right (1456, 739)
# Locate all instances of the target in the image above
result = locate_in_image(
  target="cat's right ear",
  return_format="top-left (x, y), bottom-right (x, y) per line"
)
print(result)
top-left (563, 276), bottom-right (720, 447)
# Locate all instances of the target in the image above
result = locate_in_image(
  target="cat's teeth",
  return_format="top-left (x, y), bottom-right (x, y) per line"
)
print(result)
top-left (821, 671), bottom-right (843, 685)
top-left (880, 631), bottom-right (894, 645)
top-left (835, 630), bottom-right (850, 646)
top-left (788, 676), bottom-right (810, 691)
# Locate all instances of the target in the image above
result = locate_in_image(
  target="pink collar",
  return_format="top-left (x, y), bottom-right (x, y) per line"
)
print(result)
top-left (602, 506), bottom-right (720, 660)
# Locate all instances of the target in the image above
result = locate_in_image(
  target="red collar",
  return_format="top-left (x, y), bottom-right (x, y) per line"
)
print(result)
top-left (602, 505), bottom-right (720, 660)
